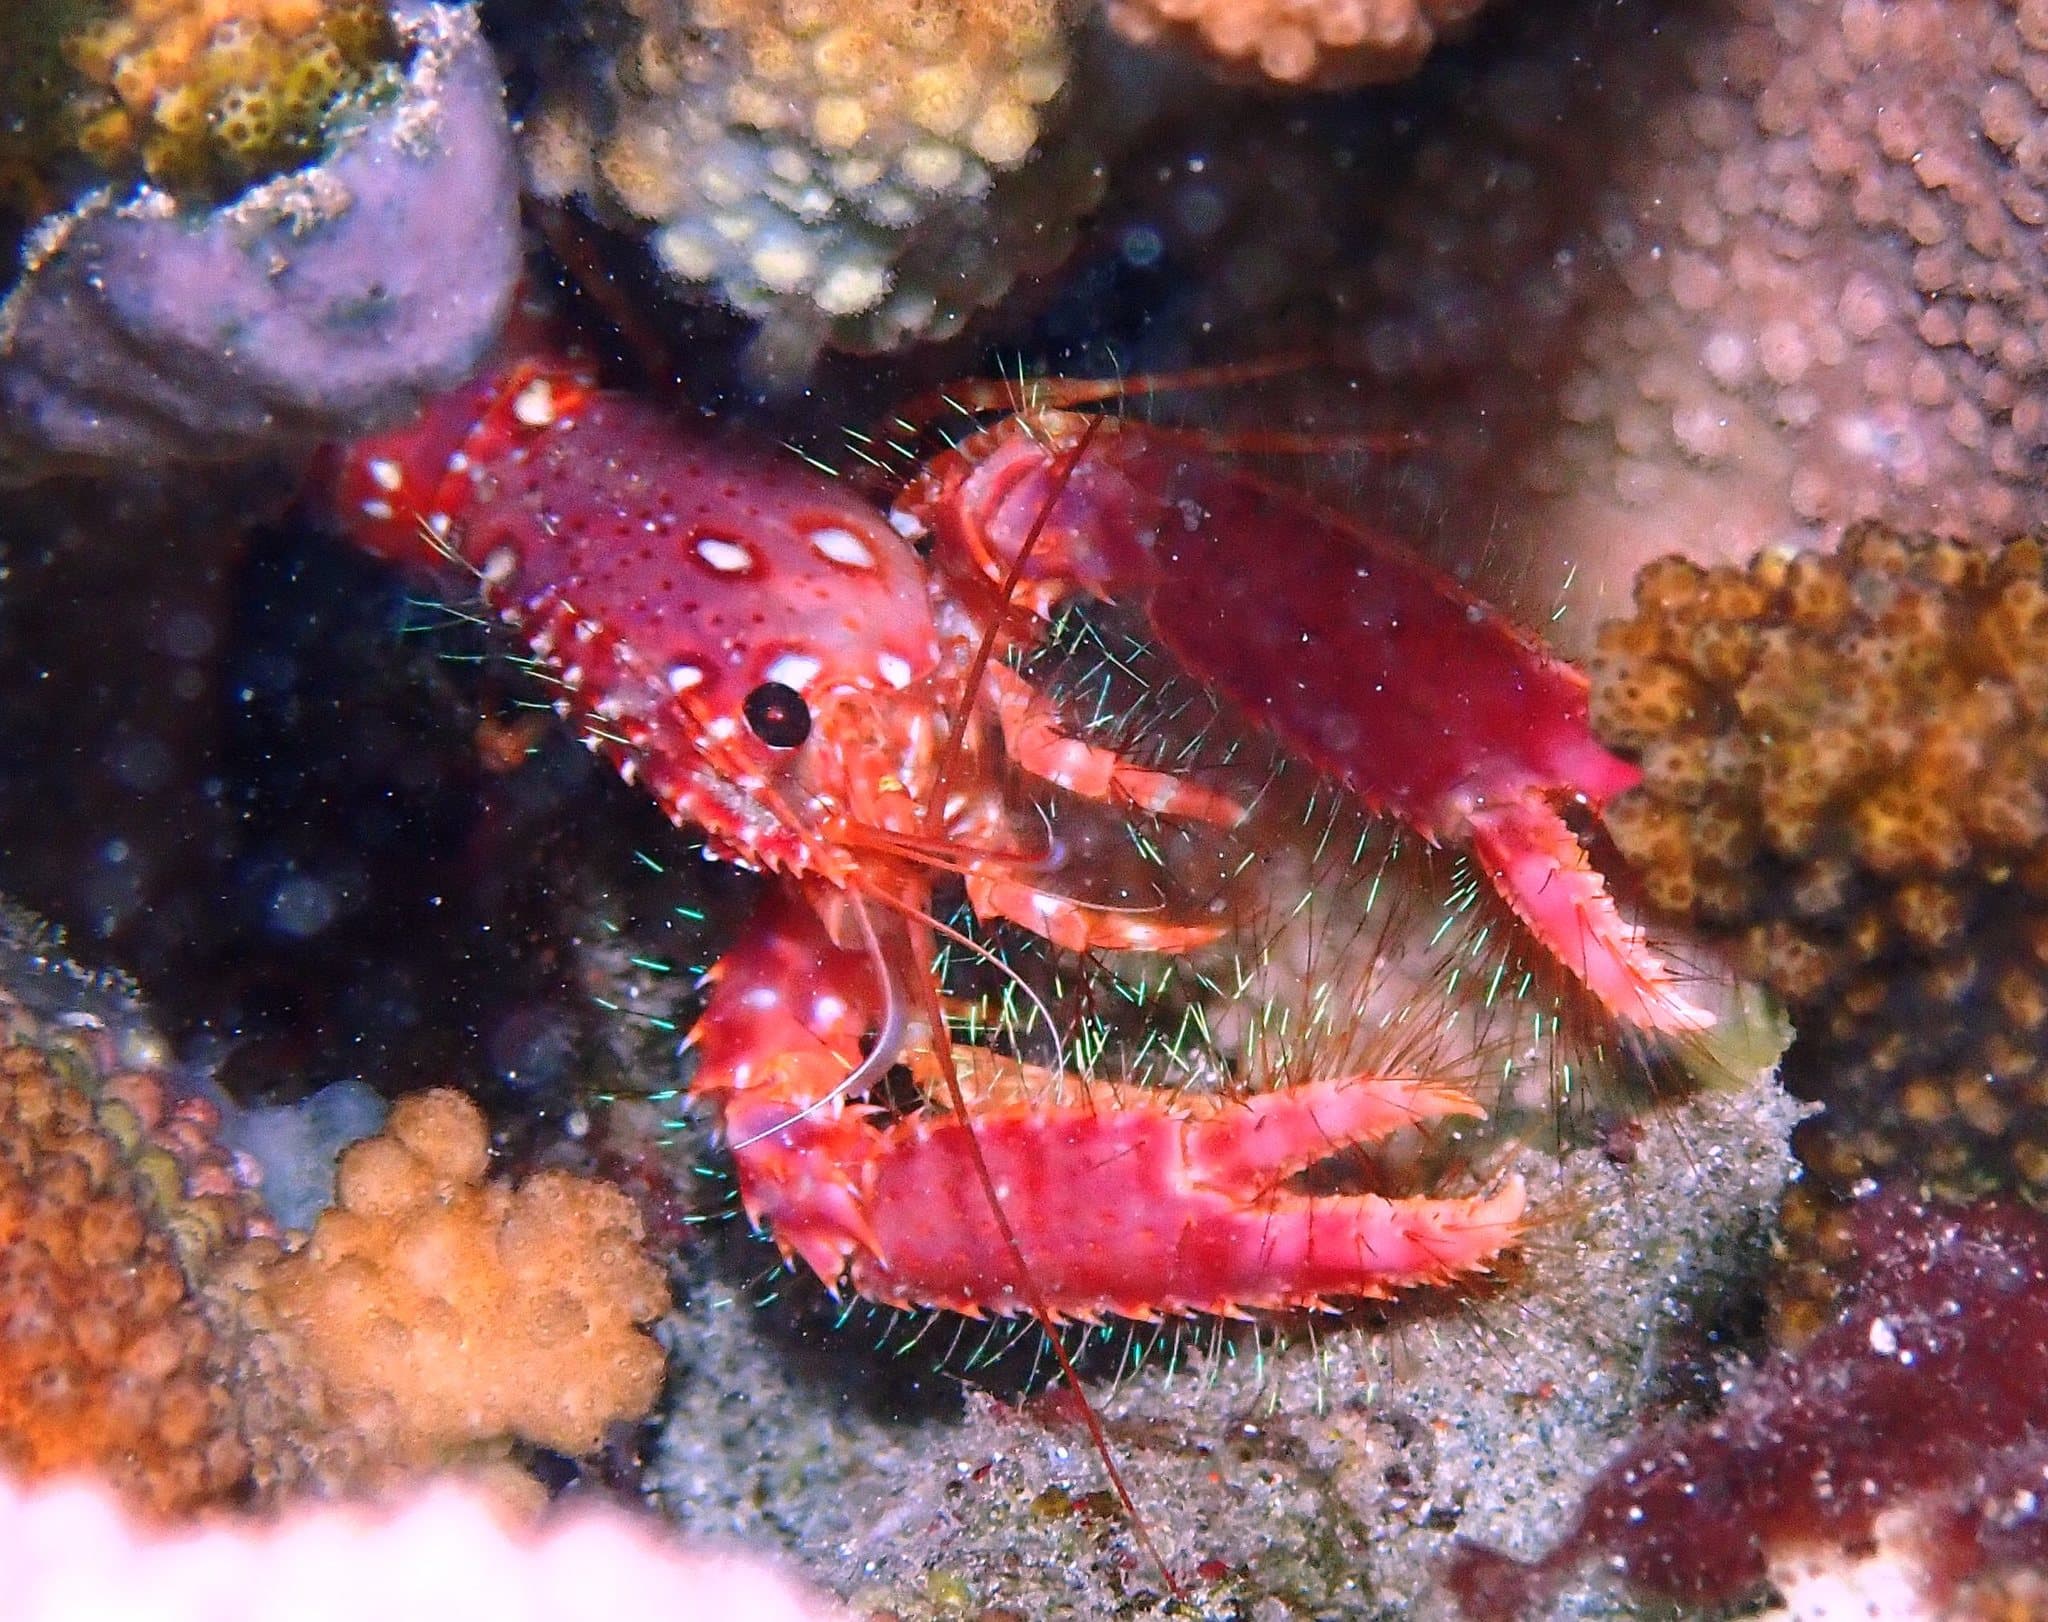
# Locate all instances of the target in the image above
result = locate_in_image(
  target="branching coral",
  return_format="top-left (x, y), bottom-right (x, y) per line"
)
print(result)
top-left (1448, 1190), bottom-right (2048, 1620)
top-left (1102, 0), bottom-right (1488, 89)
top-left (1590, 525), bottom-right (2048, 1207)
top-left (524, 0), bottom-right (1104, 360)
top-left (64, 0), bottom-right (400, 192)
top-left (241, 1088), bottom-right (669, 1467)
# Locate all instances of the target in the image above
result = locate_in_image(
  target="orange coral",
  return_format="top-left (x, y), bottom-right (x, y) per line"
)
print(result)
top-left (0, 1044), bottom-right (253, 1516)
top-left (0, 929), bottom-right (667, 1514)
top-left (246, 1089), bottom-right (669, 1466)
top-left (1102, 0), bottom-right (1488, 88)
top-left (1592, 525), bottom-right (2048, 1206)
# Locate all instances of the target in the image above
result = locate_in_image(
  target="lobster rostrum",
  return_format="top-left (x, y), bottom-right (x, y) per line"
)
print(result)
top-left (330, 342), bottom-right (1534, 1324)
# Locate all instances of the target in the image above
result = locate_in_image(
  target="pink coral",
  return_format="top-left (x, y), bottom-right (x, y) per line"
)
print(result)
top-left (0, 1473), bottom-right (848, 1622)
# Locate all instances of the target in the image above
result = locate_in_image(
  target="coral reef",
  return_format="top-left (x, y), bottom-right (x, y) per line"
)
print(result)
top-left (1447, 1190), bottom-right (2048, 1620)
top-left (523, 0), bottom-right (1119, 363)
top-left (1102, 0), bottom-right (1488, 89)
top-left (0, 0), bottom-right (517, 480)
top-left (1590, 525), bottom-right (2048, 1206)
top-left (0, 1474), bottom-right (850, 1622)
top-left (65, 0), bottom-right (401, 192)
top-left (242, 1087), bottom-right (669, 1468)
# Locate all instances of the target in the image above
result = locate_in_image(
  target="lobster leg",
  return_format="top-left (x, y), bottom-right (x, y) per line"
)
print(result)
top-left (1466, 795), bottom-right (1715, 1034)
top-left (692, 886), bottom-right (1524, 1320)
top-left (983, 663), bottom-right (1246, 827)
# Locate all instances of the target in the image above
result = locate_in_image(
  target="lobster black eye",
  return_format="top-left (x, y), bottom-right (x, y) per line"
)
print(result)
top-left (742, 681), bottom-right (811, 748)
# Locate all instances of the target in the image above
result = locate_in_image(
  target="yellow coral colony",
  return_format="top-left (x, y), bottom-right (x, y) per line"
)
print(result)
top-left (1592, 525), bottom-right (2048, 1205)
top-left (65, 0), bottom-right (399, 191)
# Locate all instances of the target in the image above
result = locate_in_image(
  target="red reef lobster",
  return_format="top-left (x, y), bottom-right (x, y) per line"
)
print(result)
top-left (328, 339), bottom-right (1701, 1329)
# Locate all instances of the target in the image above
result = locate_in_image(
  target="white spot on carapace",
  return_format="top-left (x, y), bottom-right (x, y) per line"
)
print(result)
top-left (562, 665), bottom-right (585, 688)
top-left (809, 526), bottom-right (876, 569)
top-left (574, 617), bottom-right (599, 642)
top-left (480, 547), bottom-right (518, 586)
top-left (368, 458), bottom-right (404, 493)
top-left (359, 499), bottom-right (394, 522)
top-left (512, 377), bottom-right (557, 428)
top-left (426, 512), bottom-right (452, 540)
top-left (667, 664), bottom-right (704, 693)
top-left (618, 757), bottom-right (639, 786)
top-left (446, 451), bottom-right (471, 475)
top-left (813, 993), bottom-right (847, 1025)
top-left (888, 508), bottom-right (926, 539)
top-left (695, 536), bottom-right (754, 573)
top-left (706, 716), bottom-right (739, 740)
top-left (743, 986), bottom-right (780, 1009)
top-left (878, 653), bottom-right (914, 689)
top-left (764, 653), bottom-right (823, 691)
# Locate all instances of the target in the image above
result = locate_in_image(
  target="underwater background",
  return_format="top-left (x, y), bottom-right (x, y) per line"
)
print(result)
top-left (5, 1), bottom-right (2048, 1616)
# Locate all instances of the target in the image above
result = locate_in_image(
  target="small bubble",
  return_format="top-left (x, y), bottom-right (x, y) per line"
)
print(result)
top-left (1120, 224), bottom-right (1164, 268)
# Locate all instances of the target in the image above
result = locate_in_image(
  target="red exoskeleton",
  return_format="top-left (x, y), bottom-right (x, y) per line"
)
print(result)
top-left (329, 343), bottom-right (1548, 1327)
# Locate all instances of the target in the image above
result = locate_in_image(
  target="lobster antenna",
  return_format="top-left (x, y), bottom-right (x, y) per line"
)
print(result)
top-left (899, 917), bottom-right (1185, 1600)
top-left (920, 413), bottom-right (1106, 843)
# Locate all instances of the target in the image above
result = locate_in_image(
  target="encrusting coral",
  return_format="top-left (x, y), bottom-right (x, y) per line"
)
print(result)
top-left (64, 0), bottom-right (401, 192)
top-left (1101, 0), bottom-right (1489, 89)
top-left (524, 0), bottom-right (1100, 360)
top-left (1448, 1189), bottom-right (2048, 1621)
top-left (1121, 0), bottom-right (2048, 639)
top-left (240, 1087), bottom-right (670, 1468)
top-left (1591, 524), bottom-right (2048, 1209)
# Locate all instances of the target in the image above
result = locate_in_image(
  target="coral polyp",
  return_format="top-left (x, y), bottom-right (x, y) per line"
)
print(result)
top-left (523, 0), bottom-right (1093, 358)
top-left (1593, 523), bottom-right (2048, 1204)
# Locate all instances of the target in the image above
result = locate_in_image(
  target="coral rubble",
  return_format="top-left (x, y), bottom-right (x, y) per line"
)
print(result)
top-left (66, 0), bottom-right (401, 192)
top-left (1591, 525), bottom-right (2048, 1206)
top-left (1448, 1190), bottom-right (2048, 1621)
top-left (1102, 0), bottom-right (1487, 89)
top-left (0, 0), bottom-right (517, 479)
top-left (524, 0), bottom-right (1110, 361)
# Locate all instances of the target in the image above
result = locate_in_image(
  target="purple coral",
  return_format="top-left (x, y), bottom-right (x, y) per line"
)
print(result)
top-left (1447, 1188), bottom-right (2048, 1618)
top-left (0, 0), bottom-right (517, 482)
